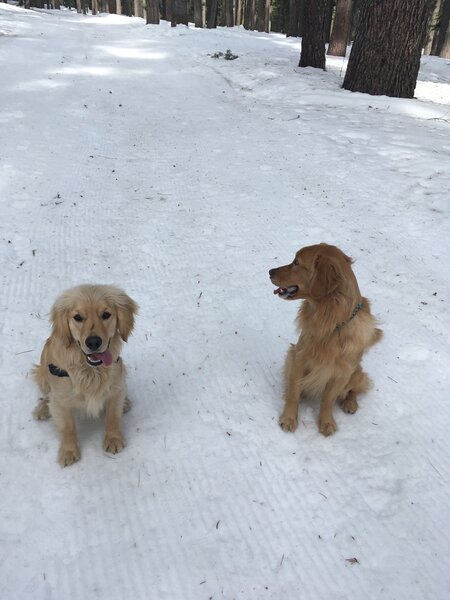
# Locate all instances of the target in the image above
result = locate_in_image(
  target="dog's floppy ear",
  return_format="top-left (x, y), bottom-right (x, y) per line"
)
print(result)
top-left (50, 302), bottom-right (72, 348)
top-left (310, 253), bottom-right (341, 300)
top-left (114, 292), bottom-right (138, 342)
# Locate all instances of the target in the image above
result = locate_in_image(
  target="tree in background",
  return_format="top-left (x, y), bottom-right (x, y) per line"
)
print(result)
top-left (192, 0), bottom-right (203, 26)
top-left (223, 0), bottom-right (233, 25)
top-left (243, 0), bottom-right (256, 29)
top-left (299, 0), bottom-right (328, 69)
top-left (134, 0), bottom-right (143, 17)
top-left (343, 0), bottom-right (435, 98)
top-left (235, 0), bottom-right (243, 25)
top-left (285, 0), bottom-right (303, 37)
top-left (327, 0), bottom-right (353, 56)
top-left (206, 0), bottom-right (218, 26)
top-left (146, 0), bottom-right (160, 23)
top-left (255, 0), bottom-right (271, 31)
top-left (171, 0), bottom-right (188, 25)
top-left (426, 0), bottom-right (450, 57)
top-left (324, 0), bottom-right (334, 42)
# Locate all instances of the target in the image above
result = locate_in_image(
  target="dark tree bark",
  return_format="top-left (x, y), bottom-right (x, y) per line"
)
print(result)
top-left (171, 0), bottom-right (188, 25)
top-left (255, 0), bottom-right (265, 30)
top-left (324, 0), bottom-right (334, 42)
top-left (435, 0), bottom-right (450, 56)
top-left (424, 0), bottom-right (442, 53)
top-left (146, 0), bottom-right (160, 22)
top-left (206, 0), bottom-right (218, 27)
top-left (287, 0), bottom-right (303, 37)
top-left (163, 0), bottom-right (172, 20)
top-left (343, 0), bottom-right (435, 98)
top-left (327, 0), bottom-right (353, 56)
top-left (243, 0), bottom-right (256, 29)
top-left (264, 0), bottom-right (271, 31)
top-left (224, 0), bottom-right (234, 26)
top-left (299, 0), bottom-right (328, 69)
top-left (193, 0), bottom-right (203, 26)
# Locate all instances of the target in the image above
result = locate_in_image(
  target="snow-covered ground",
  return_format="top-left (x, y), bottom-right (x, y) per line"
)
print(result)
top-left (1, 5), bottom-right (450, 599)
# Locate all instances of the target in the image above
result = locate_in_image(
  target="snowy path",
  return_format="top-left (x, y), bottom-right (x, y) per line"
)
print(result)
top-left (1, 6), bottom-right (450, 599)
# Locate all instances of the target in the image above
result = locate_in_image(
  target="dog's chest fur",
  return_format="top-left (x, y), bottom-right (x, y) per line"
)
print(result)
top-left (67, 362), bottom-right (124, 418)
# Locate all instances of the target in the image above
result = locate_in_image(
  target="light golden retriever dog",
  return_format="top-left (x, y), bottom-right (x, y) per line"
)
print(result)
top-left (33, 284), bottom-right (138, 467)
top-left (269, 243), bottom-right (382, 436)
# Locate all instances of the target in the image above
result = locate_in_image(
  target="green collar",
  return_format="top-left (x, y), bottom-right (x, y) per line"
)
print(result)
top-left (336, 302), bottom-right (363, 332)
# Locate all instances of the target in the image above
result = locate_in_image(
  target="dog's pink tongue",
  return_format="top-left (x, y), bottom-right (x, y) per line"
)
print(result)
top-left (92, 350), bottom-right (113, 366)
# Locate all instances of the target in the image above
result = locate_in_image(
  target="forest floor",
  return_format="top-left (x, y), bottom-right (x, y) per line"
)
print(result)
top-left (1, 5), bottom-right (450, 599)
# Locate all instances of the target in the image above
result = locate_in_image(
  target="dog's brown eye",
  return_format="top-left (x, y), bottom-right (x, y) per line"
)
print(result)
top-left (102, 311), bottom-right (111, 320)
top-left (73, 314), bottom-right (83, 322)
top-left (293, 259), bottom-right (299, 266)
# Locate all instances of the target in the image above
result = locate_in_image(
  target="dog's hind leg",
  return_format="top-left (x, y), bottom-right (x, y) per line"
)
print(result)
top-left (123, 397), bottom-right (132, 414)
top-left (339, 367), bottom-right (371, 414)
top-left (33, 397), bottom-right (51, 420)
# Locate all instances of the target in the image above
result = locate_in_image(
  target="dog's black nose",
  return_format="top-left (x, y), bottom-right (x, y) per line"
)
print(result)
top-left (85, 335), bottom-right (102, 351)
top-left (269, 269), bottom-right (275, 278)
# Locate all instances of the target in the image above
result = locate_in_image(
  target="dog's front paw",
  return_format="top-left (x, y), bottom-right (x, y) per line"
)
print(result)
top-left (279, 413), bottom-right (298, 432)
top-left (58, 445), bottom-right (81, 467)
top-left (318, 417), bottom-right (337, 437)
top-left (104, 433), bottom-right (125, 454)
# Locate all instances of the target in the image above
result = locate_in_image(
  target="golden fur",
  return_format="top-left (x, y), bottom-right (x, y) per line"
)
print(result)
top-left (270, 243), bottom-right (382, 436)
top-left (33, 284), bottom-right (138, 466)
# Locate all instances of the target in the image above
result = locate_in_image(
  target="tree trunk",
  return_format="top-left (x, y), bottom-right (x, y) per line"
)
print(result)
top-left (146, 0), bottom-right (160, 22)
top-left (343, 0), bottom-right (435, 98)
top-left (172, 0), bottom-right (188, 25)
top-left (299, 0), bottom-right (328, 69)
top-left (164, 0), bottom-right (173, 20)
top-left (434, 0), bottom-right (450, 56)
top-left (193, 0), bottom-right (203, 25)
top-left (224, 0), bottom-right (233, 25)
top-left (206, 0), bottom-right (218, 27)
top-left (424, 0), bottom-right (441, 53)
top-left (264, 0), bottom-right (271, 31)
top-left (324, 0), bottom-right (333, 42)
top-left (76, 0), bottom-right (82, 12)
top-left (327, 0), bottom-right (353, 56)
top-left (134, 0), bottom-right (144, 16)
top-left (287, 0), bottom-right (303, 37)
top-left (255, 0), bottom-right (265, 30)
top-left (92, 0), bottom-right (98, 13)
top-left (243, 0), bottom-right (256, 29)
top-left (235, 0), bottom-right (242, 24)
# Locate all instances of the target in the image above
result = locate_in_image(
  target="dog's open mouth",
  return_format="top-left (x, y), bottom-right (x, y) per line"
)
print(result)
top-left (86, 350), bottom-right (113, 367)
top-left (273, 285), bottom-right (299, 299)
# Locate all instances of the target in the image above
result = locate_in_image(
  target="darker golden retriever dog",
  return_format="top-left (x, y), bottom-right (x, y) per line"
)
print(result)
top-left (33, 284), bottom-right (138, 466)
top-left (269, 243), bottom-right (382, 436)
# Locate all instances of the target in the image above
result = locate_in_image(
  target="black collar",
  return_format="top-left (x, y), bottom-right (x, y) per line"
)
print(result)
top-left (48, 356), bottom-right (121, 378)
top-left (48, 363), bottom-right (69, 377)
